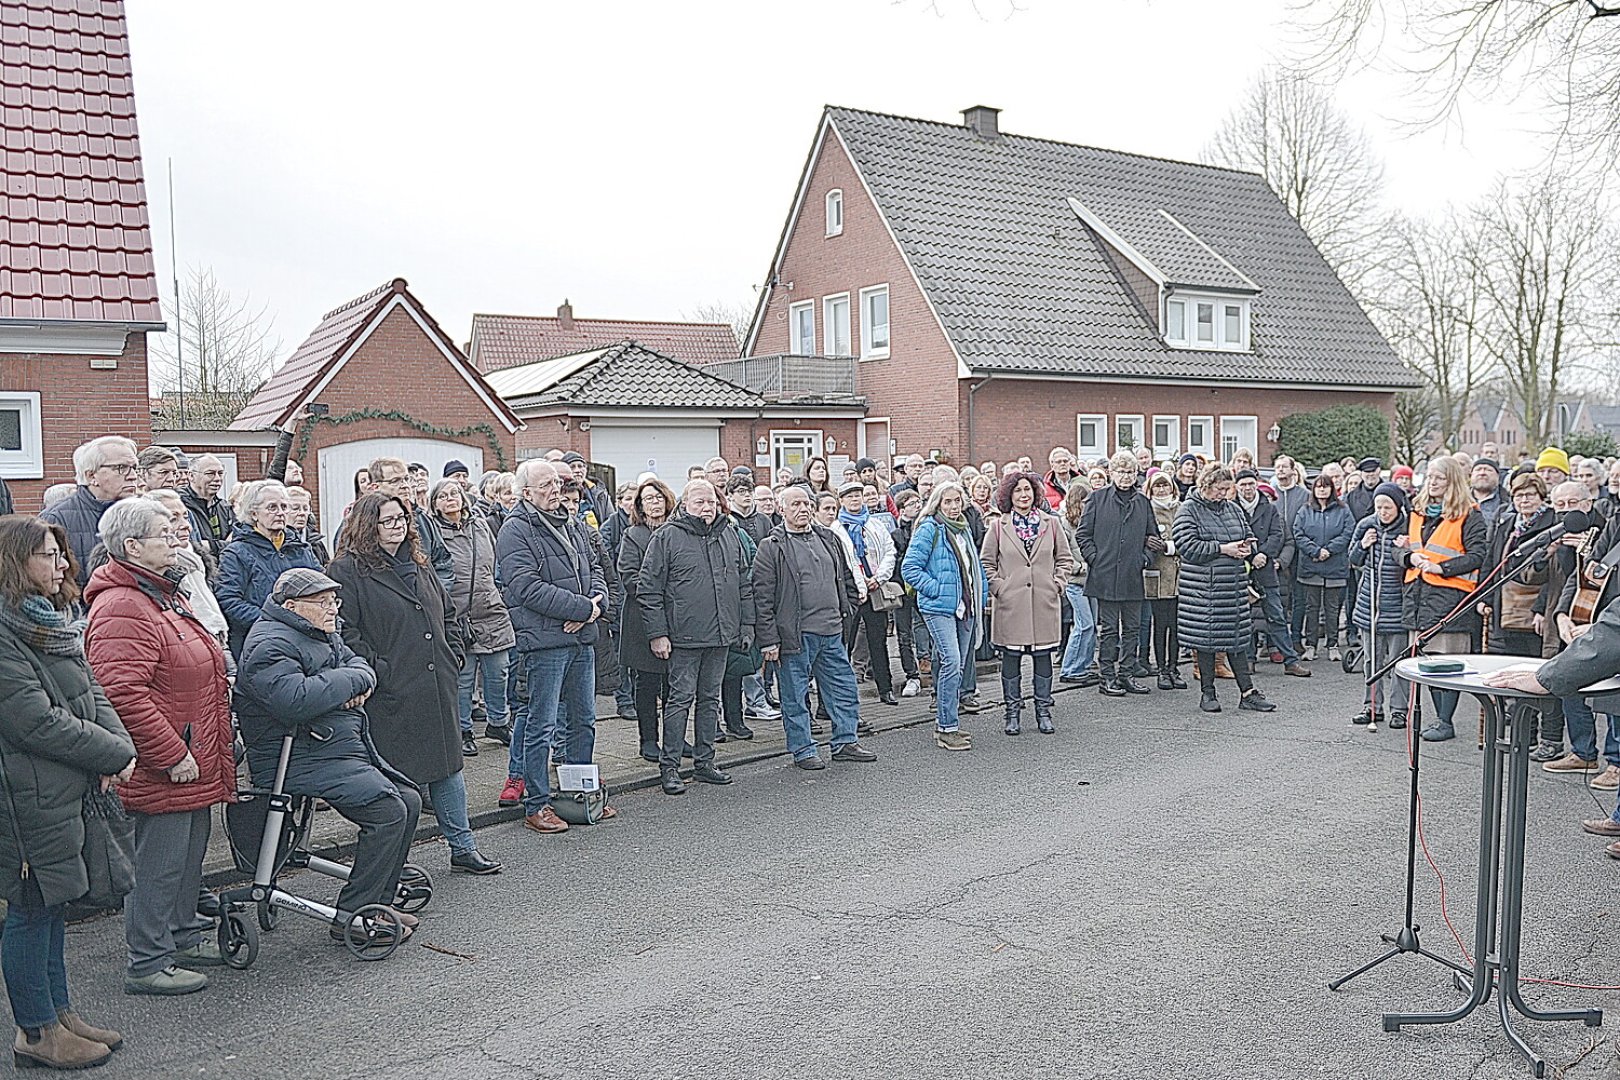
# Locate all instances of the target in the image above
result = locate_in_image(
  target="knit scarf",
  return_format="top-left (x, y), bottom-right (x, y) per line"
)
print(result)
top-left (0, 595), bottom-right (85, 657)
top-left (839, 506), bottom-right (871, 570)
top-left (941, 514), bottom-right (981, 618)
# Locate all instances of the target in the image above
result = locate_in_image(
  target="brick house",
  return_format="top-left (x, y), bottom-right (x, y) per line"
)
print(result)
top-left (485, 342), bottom-right (864, 487)
top-left (228, 278), bottom-right (523, 536)
top-left (469, 302), bottom-right (738, 373)
top-left (0, 0), bottom-right (165, 510)
top-left (1452, 397), bottom-right (1595, 462)
top-left (743, 105), bottom-right (1417, 470)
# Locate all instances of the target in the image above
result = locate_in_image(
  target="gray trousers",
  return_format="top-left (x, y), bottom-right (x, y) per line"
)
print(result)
top-left (125, 807), bottom-right (212, 977)
top-left (662, 645), bottom-right (726, 772)
top-left (330, 786), bottom-right (422, 922)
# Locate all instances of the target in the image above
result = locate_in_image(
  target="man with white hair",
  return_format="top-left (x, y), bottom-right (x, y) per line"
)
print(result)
top-left (495, 459), bottom-right (614, 833)
top-left (180, 453), bottom-right (235, 561)
top-left (637, 479), bottom-right (754, 794)
top-left (42, 435), bottom-right (139, 583)
top-left (1043, 447), bottom-right (1076, 510)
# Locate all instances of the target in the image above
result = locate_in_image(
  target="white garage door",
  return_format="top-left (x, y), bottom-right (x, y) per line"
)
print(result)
top-left (317, 437), bottom-right (484, 547)
top-left (588, 425), bottom-right (719, 485)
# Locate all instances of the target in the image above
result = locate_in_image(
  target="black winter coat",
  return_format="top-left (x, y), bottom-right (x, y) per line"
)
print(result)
top-left (638, 511), bottom-right (756, 649)
top-left (617, 524), bottom-right (667, 674)
top-left (236, 601), bottom-right (405, 805)
top-left (1172, 492), bottom-right (1253, 652)
top-left (179, 487), bottom-right (237, 562)
top-left (0, 623), bottom-right (134, 907)
top-left (1239, 496), bottom-right (1284, 589)
top-left (1349, 514), bottom-right (1407, 634)
top-left (1400, 508), bottom-right (1487, 634)
top-left (325, 553), bottom-right (464, 786)
top-left (38, 486), bottom-right (115, 586)
top-left (496, 500), bottom-right (608, 653)
top-left (752, 524), bottom-right (860, 656)
top-left (1076, 483), bottom-right (1154, 602)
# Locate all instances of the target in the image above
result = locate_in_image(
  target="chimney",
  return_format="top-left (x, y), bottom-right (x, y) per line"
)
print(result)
top-left (557, 299), bottom-right (574, 331)
top-left (962, 105), bottom-right (1000, 141)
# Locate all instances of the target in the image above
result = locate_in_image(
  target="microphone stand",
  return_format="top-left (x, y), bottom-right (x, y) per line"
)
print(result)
top-left (1330, 525), bottom-right (1552, 992)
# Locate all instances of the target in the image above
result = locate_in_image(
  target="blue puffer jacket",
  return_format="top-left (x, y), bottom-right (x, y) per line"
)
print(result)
top-left (1348, 513), bottom-right (1406, 634)
top-left (39, 485), bottom-right (115, 586)
top-left (495, 499), bottom-right (608, 652)
top-left (217, 524), bottom-right (322, 656)
top-left (901, 516), bottom-right (988, 618)
top-left (1292, 501), bottom-right (1355, 586)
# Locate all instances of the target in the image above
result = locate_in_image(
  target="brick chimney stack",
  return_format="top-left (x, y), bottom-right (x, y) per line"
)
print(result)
top-left (962, 105), bottom-right (1000, 141)
top-left (557, 299), bottom-right (575, 331)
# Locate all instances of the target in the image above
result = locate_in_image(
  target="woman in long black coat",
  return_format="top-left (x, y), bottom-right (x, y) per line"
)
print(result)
top-left (618, 478), bottom-right (676, 762)
top-left (1172, 464), bottom-right (1276, 715)
top-left (327, 494), bottom-right (501, 877)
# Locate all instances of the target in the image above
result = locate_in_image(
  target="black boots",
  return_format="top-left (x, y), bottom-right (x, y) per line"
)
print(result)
top-left (1002, 673), bottom-right (1022, 735)
top-left (1033, 671), bottom-right (1054, 734)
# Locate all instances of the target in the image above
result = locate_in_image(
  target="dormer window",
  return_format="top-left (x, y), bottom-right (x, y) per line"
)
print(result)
top-left (1165, 293), bottom-right (1249, 352)
top-left (825, 189), bottom-right (843, 237)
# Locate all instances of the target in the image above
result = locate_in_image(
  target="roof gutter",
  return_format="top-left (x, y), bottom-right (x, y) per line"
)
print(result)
top-left (966, 372), bottom-right (994, 462)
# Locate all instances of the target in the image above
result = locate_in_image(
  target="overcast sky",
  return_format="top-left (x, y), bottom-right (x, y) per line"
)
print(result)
top-left (125, 0), bottom-right (1552, 376)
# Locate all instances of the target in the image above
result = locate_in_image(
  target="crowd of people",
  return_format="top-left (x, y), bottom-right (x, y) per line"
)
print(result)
top-left (0, 431), bottom-right (1618, 1067)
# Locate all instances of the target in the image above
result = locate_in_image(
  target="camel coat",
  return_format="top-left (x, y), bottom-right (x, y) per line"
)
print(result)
top-left (981, 512), bottom-right (1074, 650)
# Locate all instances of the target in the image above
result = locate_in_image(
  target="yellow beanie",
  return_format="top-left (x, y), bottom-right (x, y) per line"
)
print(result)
top-left (1535, 447), bottom-right (1570, 475)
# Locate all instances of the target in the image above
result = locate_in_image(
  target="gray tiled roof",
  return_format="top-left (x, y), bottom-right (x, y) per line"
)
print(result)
top-left (828, 107), bottom-right (1416, 388)
top-left (490, 342), bottom-right (766, 410)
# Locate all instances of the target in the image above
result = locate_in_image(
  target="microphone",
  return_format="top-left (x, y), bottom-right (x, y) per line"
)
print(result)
top-left (1507, 510), bottom-right (1591, 559)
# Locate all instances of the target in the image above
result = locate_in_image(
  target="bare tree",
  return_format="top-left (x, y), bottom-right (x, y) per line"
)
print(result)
top-left (1392, 390), bottom-right (1441, 465)
top-left (1464, 174), bottom-right (1618, 447)
top-left (1203, 72), bottom-right (1388, 293)
top-left (1366, 212), bottom-right (1489, 449)
top-left (1289, 0), bottom-right (1620, 161)
top-left (684, 299), bottom-right (752, 353)
top-left (151, 267), bottom-right (281, 428)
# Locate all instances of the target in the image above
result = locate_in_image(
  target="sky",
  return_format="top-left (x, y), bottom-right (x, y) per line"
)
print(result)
top-left (124, 0), bottom-right (1559, 383)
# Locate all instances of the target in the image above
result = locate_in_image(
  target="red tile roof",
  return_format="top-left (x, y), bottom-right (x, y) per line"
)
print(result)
top-left (0, 0), bottom-right (163, 325)
top-left (230, 278), bottom-right (523, 434)
top-left (469, 312), bottom-right (739, 372)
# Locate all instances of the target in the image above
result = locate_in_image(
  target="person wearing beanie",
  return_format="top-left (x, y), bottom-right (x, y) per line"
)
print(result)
top-left (443, 459), bottom-right (470, 482)
top-left (1172, 453), bottom-right (1199, 501)
top-left (1537, 447), bottom-right (1571, 488)
top-left (1348, 481), bottom-right (1413, 728)
top-left (1467, 458), bottom-right (1505, 534)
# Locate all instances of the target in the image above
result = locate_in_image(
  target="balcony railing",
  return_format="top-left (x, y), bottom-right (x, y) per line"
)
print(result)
top-left (706, 354), bottom-right (859, 400)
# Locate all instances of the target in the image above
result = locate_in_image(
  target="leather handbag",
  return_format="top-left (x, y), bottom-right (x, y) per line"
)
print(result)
top-left (869, 580), bottom-right (905, 612)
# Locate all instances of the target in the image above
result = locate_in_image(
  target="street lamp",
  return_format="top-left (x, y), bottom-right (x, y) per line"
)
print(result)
top-left (1267, 422), bottom-right (1281, 443)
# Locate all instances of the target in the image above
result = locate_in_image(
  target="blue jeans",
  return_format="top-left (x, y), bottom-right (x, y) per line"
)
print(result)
top-left (519, 644), bottom-right (598, 814)
top-left (1061, 583), bottom-right (1097, 678)
top-left (922, 610), bottom-right (975, 733)
top-left (1564, 697), bottom-right (1620, 767)
top-left (427, 770), bottom-right (476, 856)
top-left (777, 632), bottom-right (861, 759)
top-left (1257, 584), bottom-right (1300, 662)
top-left (458, 649), bottom-right (509, 734)
top-left (2, 887), bottom-right (68, 1030)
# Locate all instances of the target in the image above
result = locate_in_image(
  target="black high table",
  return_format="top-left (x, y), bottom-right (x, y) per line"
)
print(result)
top-left (1388, 654), bottom-right (1605, 1077)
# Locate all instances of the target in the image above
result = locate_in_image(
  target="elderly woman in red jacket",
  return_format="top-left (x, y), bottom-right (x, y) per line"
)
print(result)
top-left (86, 498), bottom-right (235, 997)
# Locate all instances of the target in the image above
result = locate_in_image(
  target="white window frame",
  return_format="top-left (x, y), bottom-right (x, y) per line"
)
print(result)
top-left (1163, 292), bottom-right (1250, 353)
top-left (1114, 414), bottom-right (1145, 454)
top-left (858, 284), bottom-right (890, 361)
top-left (823, 293), bottom-right (851, 357)
top-left (825, 189), bottom-right (844, 237)
top-left (789, 300), bottom-right (815, 355)
top-left (1076, 414), bottom-right (1106, 460)
top-left (1151, 414), bottom-right (1180, 461)
top-left (771, 430), bottom-right (823, 476)
top-left (1187, 415), bottom-right (1214, 459)
top-left (1220, 416), bottom-right (1258, 463)
top-left (0, 392), bottom-right (44, 480)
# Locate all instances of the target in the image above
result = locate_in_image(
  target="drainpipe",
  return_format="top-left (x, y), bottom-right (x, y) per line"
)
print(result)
top-left (966, 372), bottom-right (993, 462)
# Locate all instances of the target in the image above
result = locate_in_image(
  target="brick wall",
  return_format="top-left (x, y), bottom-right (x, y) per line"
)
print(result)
top-left (288, 305), bottom-right (518, 512)
top-left (2, 331), bottom-right (152, 512)
top-left (957, 378), bottom-right (1397, 469)
top-left (750, 126), bottom-right (961, 462)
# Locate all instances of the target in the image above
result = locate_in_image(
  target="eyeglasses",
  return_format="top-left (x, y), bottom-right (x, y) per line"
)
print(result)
top-left (141, 531), bottom-right (185, 545)
top-left (30, 549), bottom-right (67, 564)
top-left (293, 596), bottom-right (342, 611)
top-left (378, 514), bottom-right (408, 527)
top-left (99, 463), bottom-right (137, 477)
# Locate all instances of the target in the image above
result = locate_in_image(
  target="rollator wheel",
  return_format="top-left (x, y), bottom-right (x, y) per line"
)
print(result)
top-left (393, 863), bottom-right (433, 913)
top-left (1342, 645), bottom-right (1363, 674)
top-left (257, 899), bottom-right (280, 932)
top-left (344, 904), bottom-right (403, 961)
top-left (219, 910), bottom-right (259, 970)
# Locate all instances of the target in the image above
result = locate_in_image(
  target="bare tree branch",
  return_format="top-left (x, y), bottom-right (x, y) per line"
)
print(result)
top-left (151, 267), bottom-right (281, 428)
top-left (684, 299), bottom-right (753, 352)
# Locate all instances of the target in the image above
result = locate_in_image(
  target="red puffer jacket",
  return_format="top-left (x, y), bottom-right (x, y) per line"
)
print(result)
top-left (84, 559), bottom-right (235, 815)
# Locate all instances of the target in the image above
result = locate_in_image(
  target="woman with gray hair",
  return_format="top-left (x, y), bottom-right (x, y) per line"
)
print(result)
top-left (216, 479), bottom-right (321, 657)
top-left (144, 490), bottom-right (228, 651)
top-left (86, 498), bottom-right (236, 997)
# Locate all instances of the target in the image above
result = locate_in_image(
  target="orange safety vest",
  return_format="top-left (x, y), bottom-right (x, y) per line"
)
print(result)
top-left (1404, 512), bottom-right (1477, 592)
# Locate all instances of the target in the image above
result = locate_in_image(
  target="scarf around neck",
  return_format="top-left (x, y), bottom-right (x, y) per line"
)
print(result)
top-left (839, 506), bottom-right (871, 567)
top-left (0, 595), bottom-right (85, 657)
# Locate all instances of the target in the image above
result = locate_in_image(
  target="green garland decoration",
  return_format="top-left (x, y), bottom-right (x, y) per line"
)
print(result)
top-left (294, 409), bottom-right (510, 471)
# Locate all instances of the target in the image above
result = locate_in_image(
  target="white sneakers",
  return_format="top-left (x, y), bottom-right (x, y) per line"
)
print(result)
top-left (901, 678), bottom-right (921, 698)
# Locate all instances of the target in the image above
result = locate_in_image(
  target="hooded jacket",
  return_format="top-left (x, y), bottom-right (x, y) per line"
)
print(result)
top-left (637, 510), bottom-right (756, 649)
top-left (752, 523), bottom-right (860, 655)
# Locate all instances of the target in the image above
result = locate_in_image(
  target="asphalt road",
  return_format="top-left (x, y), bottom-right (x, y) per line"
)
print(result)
top-left (48, 665), bottom-right (1620, 1079)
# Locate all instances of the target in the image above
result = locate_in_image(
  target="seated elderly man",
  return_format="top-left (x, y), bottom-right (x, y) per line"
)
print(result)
top-left (234, 568), bottom-right (422, 946)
